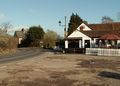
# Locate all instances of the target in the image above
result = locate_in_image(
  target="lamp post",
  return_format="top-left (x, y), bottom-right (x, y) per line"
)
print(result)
top-left (59, 16), bottom-right (67, 38)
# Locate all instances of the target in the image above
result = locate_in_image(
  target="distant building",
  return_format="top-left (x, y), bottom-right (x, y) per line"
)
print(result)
top-left (14, 28), bottom-right (27, 45)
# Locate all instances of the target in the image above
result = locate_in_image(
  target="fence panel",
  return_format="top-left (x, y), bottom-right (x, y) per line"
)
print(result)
top-left (86, 48), bottom-right (120, 56)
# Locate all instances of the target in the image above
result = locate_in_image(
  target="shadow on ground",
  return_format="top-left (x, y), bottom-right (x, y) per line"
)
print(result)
top-left (98, 71), bottom-right (120, 80)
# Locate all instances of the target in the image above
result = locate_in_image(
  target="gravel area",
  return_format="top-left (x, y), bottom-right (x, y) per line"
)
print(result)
top-left (0, 52), bottom-right (120, 86)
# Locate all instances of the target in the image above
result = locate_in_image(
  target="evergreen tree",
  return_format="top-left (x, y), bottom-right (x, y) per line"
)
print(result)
top-left (68, 13), bottom-right (83, 35)
top-left (28, 26), bottom-right (44, 40)
top-left (23, 25), bottom-right (45, 47)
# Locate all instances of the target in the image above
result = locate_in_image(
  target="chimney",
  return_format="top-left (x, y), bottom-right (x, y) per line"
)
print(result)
top-left (80, 25), bottom-right (84, 31)
top-left (21, 28), bottom-right (25, 33)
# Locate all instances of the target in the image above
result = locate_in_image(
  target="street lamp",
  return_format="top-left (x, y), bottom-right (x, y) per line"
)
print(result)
top-left (59, 16), bottom-right (67, 38)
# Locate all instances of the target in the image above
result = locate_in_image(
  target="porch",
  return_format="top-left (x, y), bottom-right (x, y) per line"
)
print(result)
top-left (64, 38), bottom-right (90, 53)
top-left (65, 38), bottom-right (91, 49)
top-left (98, 34), bottom-right (120, 48)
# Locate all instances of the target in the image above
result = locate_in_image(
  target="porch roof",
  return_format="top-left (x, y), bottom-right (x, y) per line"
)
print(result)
top-left (100, 34), bottom-right (120, 40)
top-left (65, 37), bottom-right (82, 40)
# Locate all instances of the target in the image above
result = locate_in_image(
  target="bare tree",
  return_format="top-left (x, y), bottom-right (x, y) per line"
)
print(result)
top-left (117, 12), bottom-right (120, 21)
top-left (101, 16), bottom-right (114, 23)
top-left (0, 22), bottom-right (12, 33)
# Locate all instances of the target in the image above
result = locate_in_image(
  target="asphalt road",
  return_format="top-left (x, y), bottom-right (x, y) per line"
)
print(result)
top-left (0, 48), bottom-right (51, 64)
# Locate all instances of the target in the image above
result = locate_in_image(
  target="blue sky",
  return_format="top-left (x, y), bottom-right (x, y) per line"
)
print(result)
top-left (0, 0), bottom-right (120, 36)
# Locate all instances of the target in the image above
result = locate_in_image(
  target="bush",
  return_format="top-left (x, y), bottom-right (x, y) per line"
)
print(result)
top-left (0, 41), bottom-right (7, 49)
top-left (43, 30), bottom-right (58, 48)
top-left (0, 36), bottom-right (18, 55)
top-left (7, 37), bottom-right (18, 49)
top-left (0, 36), bottom-right (18, 50)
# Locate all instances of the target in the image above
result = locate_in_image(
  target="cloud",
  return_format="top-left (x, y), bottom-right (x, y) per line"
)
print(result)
top-left (0, 13), bottom-right (6, 20)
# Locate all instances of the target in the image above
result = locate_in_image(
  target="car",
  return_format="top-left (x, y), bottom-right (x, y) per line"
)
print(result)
top-left (53, 46), bottom-right (63, 54)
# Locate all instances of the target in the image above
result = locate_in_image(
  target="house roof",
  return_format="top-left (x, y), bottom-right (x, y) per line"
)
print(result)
top-left (14, 31), bottom-right (25, 38)
top-left (88, 22), bottom-right (120, 31)
top-left (81, 30), bottom-right (120, 38)
top-left (66, 22), bottom-right (120, 40)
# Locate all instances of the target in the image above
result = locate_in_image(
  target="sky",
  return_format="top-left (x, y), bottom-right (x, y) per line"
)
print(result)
top-left (0, 0), bottom-right (120, 36)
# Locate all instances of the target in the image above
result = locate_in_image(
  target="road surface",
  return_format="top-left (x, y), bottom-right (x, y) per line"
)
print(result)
top-left (0, 48), bottom-right (50, 64)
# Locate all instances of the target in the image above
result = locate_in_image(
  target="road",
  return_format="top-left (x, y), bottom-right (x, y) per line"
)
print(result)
top-left (0, 48), bottom-right (51, 64)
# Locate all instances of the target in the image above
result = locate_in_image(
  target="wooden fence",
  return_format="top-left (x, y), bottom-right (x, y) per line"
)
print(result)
top-left (86, 48), bottom-right (120, 56)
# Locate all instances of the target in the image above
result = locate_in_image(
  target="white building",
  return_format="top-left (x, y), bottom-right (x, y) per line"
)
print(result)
top-left (65, 22), bottom-right (120, 50)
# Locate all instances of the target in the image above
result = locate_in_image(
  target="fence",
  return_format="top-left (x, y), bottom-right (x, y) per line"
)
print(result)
top-left (86, 48), bottom-right (120, 56)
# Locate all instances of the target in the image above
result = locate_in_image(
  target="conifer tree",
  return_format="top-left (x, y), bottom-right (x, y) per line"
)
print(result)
top-left (68, 13), bottom-right (83, 35)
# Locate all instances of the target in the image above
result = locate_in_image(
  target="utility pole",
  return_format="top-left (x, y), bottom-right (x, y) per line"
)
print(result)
top-left (64, 16), bottom-right (67, 38)
top-left (59, 16), bottom-right (67, 38)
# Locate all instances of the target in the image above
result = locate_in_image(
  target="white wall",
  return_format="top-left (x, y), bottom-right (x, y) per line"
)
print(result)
top-left (65, 23), bottom-right (92, 48)
top-left (65, 40), bottom-right (68, 48)
top-left (67, 30), bottom-right (91, 48)
top-left (68, 29), bottom-right (91, 40)
top-left (77, 23), bottom-right (92, 31)
top-left (18, 38), bottom-right (23, 44)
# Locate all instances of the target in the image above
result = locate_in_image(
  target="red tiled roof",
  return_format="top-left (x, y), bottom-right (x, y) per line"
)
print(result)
top-left (81, 22), bottom-right (120, 38)
top-left (88, 22), bottom-right (120, 31)
top-left (67, 22), bottom-right (120, 39)
top-left (82, 30), bottom-right (120, 38)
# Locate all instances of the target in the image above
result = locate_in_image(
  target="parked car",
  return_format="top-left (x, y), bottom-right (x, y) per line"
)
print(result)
top-left (53, 46), bottom-right (63, 54)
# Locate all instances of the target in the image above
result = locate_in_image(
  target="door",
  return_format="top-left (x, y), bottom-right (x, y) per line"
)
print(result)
top-left (85, 40), bottom-right (90, 48)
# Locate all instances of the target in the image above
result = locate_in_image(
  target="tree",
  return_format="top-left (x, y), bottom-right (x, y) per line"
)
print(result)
top-left (117, 12), bottom-right (120, 21)
top-left (101, 16), bottom-right (114, 23)
top-left (43, 30), bottom-right (58, 48)
top-left (0, 22), bottom-right (12, 36)
top-left (27, 25), bottom-right (45, 47)
top-left (0, 22), bottom-right (12, 33)
top-left (68, 13), bottom-right (83, 35)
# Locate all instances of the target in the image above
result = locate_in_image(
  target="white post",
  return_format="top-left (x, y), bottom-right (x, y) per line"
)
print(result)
top-left (91, 39), bottom-right (94, 48)
top-left (117, 40), bottom-right (120, 48)
top-left (117, 40), bottom-right (120, 44)
top-left (65, 40), bottom-right (68, 48)
top-left (82, 39), bottom-right (85, 48)
top-left (90, 39), bottom-right (92, 48)
top-left (79, 40), bottom-right (82, 48)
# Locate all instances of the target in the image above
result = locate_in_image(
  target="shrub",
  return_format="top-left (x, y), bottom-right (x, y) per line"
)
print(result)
top-left (0, 36), bottom-right (18, 50)
top-left (7, 37), bottom-right (18, 49)
top-left (0, 41), bottom-right (7, 49)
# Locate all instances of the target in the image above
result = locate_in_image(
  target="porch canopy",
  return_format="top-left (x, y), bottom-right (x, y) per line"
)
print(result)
top-left (100, 34), bottom-right (120, 40)
top-left (99, 34), bottom-right (120, 48)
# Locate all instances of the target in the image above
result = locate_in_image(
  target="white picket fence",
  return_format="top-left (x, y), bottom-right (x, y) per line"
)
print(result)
top-left (86, 48), bottom-right (120, 56)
